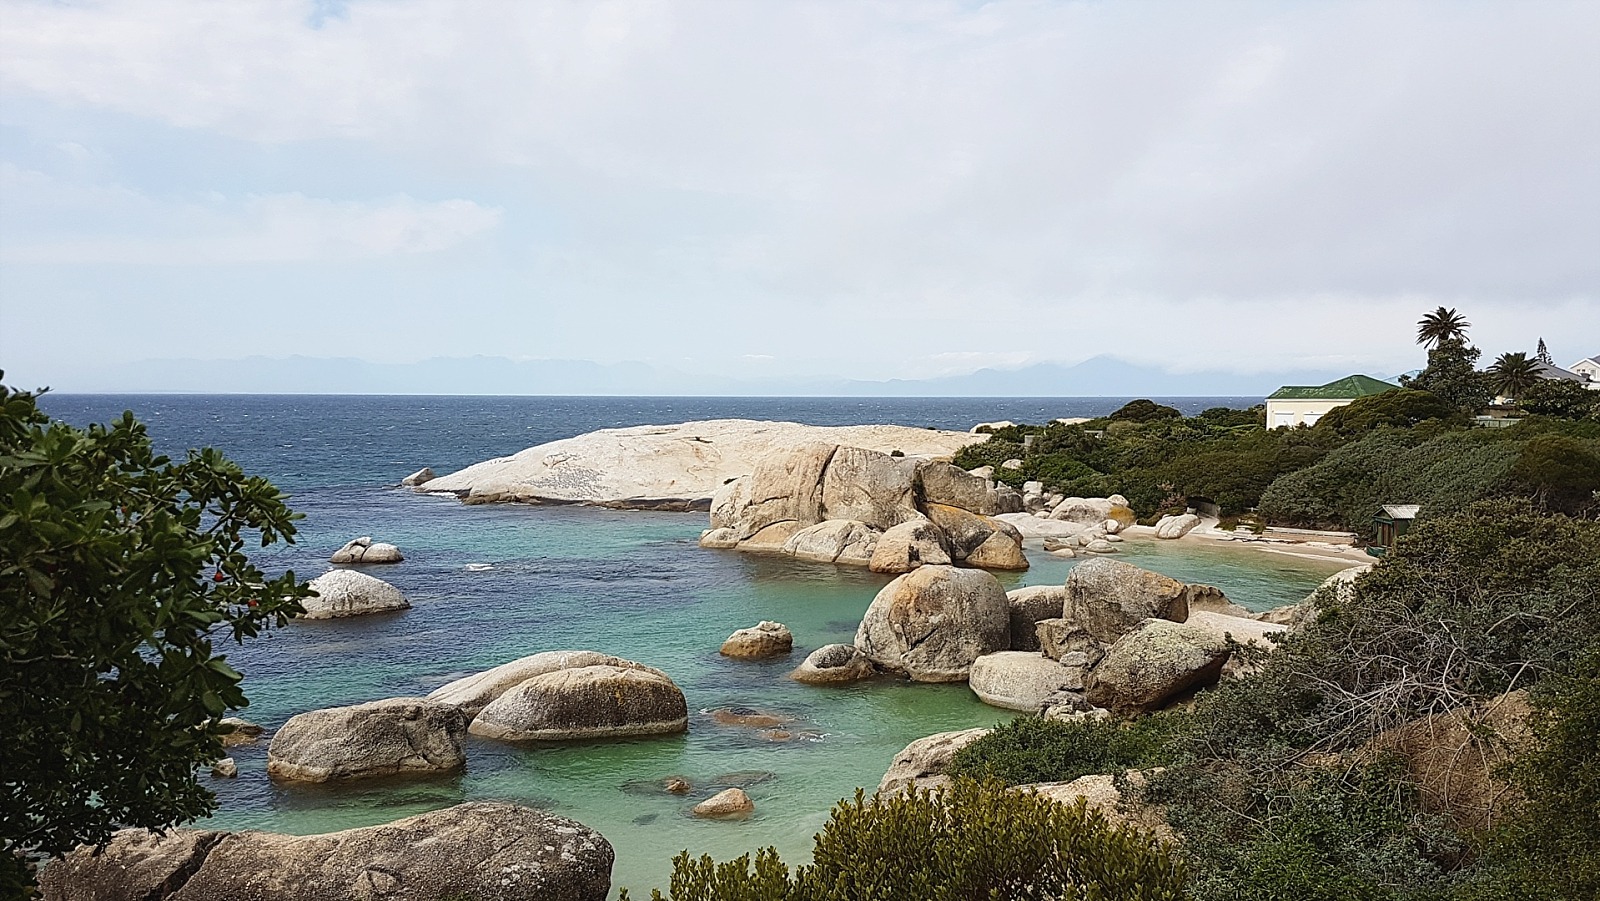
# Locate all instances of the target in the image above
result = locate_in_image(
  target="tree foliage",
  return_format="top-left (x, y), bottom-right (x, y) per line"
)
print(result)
top-left (1486, 351), bottom-right (1543, 401)
top-left (1518, 378), bottom-right (1600, 420)
top-left (1402, 338), bottom-right (1491, 414)
top-left (1415, 306), bottom-right (1471, 348)
top-left (0, 379), bottom-right (310, 878)
top-left (1313, 388), bottom-right (1460, 437)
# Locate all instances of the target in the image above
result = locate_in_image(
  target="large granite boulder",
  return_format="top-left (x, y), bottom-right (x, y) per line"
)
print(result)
top-left (782, 519), bottom-right (881, 565)
top-left (868, 519), bottom-right (952, 574)
top-left (266, 698), bottom-right (466, 783)
top-left (329, 536), bottom-right (403, 565)
top-left (470, 665), bottom-right (689, 741)
top-left (39, 802), bottom-right (613, 901)
top-left (965, 520), bottom-right (1029, 571)
top-left (1035, 618), bottom-right (1106, 667)
top-left (1006, 585), bottom-right (1068, 652)
top-left (721, 621), bottom-right (794, 659)
top-left (922, 503), bottom-right (1029, 570)
top-left (1154, 513), bottom-right (1202, 539)
top-left (301, 570), bottom-right (410, 619)
top-left (1063, 559), bottom-right (1193, 645)
top-left (791, 643), bottom-right (877, 685)
top-left (718, 441), bottom-right (834, 540)
top-left (1050, 497), bottom-right (1113, 524)
top-left (819, 446), bottom-right (923, 528)
top-left (917, 461), bottom-right (1000, 515)
top-left (855, 566), bottom-right (1011, 682)
top-left (1085, 620), bottom-right (1231, 715)
top-left (876, 727), bottom-right (991, 796)
top-left (427, 650), bottom-right (670, 718)
top-left (968, 651), bottom-right (1088, 711)
top-left (427, 419), bottom-right (980, 508)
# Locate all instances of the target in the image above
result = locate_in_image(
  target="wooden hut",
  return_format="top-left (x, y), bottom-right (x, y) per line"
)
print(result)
top-left (1367, 505), bottom-right (1420, 558)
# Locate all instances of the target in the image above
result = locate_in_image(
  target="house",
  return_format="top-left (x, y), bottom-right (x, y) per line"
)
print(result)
top-left (1266, 374), bottom-right (1399, 428)
top-left (1367, 504), bottom-right (1420, 558)
top-left (1494, 358), bottom-right (1591, 405)
top-left (1569, 355), bottom-right (1600, 389)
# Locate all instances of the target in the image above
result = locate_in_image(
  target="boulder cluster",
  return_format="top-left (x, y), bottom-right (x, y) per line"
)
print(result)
top-left (698, 442), bottom-right (1029, 572)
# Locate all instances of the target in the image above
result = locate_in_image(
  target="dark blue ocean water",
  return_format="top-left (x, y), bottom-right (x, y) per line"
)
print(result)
top-left (39, 394), bottom-right (1254, 492)
top-left (32, 394), bottom-right (1327, 894)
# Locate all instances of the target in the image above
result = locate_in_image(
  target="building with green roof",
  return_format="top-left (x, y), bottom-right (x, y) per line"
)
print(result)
top-left (1266, 374), bottom-right (1399, 428)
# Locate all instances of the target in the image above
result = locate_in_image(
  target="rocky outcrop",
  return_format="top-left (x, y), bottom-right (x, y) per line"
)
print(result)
top-left (876, 728), bottom-right (991, 796)
top-left (219, 717), bottom-right (265, 747)
top-left (1021, 771), bottom-right (1172, 841)
top-left (427, 650), bottom-right (671, 718)
top-left (470, 665), bottom-right (688, 741)
top-left (720, 621), bottom-right (794, 659)
top-left (266, 698), bottom-right (467, 783)
top-left (693, 788), bottom-right (755, 818)
top-left (1036, 618), bottom-right (1106, 668)
top-left (211, 758), bottom-right (237, 778)
top-left (1063, 559), bottom-right (1193, 645)
top-left (401, 466), bottom-right (436, 486)
top-left (1154, 513), bottom-right (1202, 539)
top-left (1085, 620), bottom-right (1231, 715)
top-left (39, 802), bottom-right (613, 901)
top-left (855, 566), bottom-right (1011, 682)
top-left (791, 643), bottom-right (877, 685)
top-left (781, 520), bottom-right (881, 565)
top-left (329, 536), bottom-right (403, 565)
top-left (425, 419), bottom-right (981, 509)
top-left (705, 442), bottom-right (1026, 571)
top-left (868, 520), bottom-right (952, 573)
top-left (1006, 585), bottom-right (1067, 652)
top-left (968, 652), bottom-right (1088, 711)
top-left (301, 570), bottom-right (410, 619)
top-left (994, 513), bottom-right (1086, 539)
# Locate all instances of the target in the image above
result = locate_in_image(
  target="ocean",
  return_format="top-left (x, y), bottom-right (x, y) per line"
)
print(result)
top-left (37, 394), bottom-right (1345, 895)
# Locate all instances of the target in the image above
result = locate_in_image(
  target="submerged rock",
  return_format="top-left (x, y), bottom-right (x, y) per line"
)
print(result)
top-left (39, 802), bottom-right (614, 901)
top-left (791, 643), bottom-right (877, 685)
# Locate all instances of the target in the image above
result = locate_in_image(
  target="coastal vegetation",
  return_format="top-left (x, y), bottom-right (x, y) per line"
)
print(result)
top-left (645, 500), bottom-right (1599, 901)
top-left (0, 379), bottom-right (310, 891)
top-left (620, 778), bottom-right (1185, 901)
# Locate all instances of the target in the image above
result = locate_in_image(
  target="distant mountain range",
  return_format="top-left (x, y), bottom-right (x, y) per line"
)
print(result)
top-left (48, 353), bottom-right (1376, 398)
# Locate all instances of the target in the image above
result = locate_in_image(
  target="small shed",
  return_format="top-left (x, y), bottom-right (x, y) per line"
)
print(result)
top-left (1367, 505), bottom-right (1420, 558)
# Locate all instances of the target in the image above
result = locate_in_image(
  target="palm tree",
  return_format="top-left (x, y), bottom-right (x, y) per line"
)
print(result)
top-left (1416, 307), bottom-right (1471, 348)
top-left (1487, 351), bottom-right (1542, 402)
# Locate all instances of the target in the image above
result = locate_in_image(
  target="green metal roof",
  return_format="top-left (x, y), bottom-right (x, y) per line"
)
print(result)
top-left (1268, 374), bottom-right (1399, 401)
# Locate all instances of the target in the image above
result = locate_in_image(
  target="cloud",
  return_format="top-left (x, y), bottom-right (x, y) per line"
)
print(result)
top-left (0, 165), bottom-right (501, 263)
top-left (0, 1), bottom-right (1596, 387)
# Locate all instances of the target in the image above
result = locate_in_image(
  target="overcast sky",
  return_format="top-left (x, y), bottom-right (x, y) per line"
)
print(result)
top-left (1, 0), bottom-right (1596, 391)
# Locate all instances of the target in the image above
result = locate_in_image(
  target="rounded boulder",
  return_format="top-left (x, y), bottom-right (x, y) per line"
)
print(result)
top-left (470, 665), bottom-right (688, 741)
top-left (267, 697), bottom-right (466, 783)
top-left (854, 565), bottom-right (1010, 682)
top-left (301, 569), bottom-right (409, 619)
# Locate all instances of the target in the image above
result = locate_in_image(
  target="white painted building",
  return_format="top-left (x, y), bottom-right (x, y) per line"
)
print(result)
top-left (1265, 374), bottom-right (1400, 428)
top-left (1570, 355), bottom-right (1600, 389)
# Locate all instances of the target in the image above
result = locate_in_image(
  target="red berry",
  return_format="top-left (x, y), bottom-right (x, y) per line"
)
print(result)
top-left (213, 572), bottom-right (225, 582)
top-left (247, 599), bottom-right (259, 608)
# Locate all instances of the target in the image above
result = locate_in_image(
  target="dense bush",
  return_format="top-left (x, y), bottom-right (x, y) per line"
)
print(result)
top-left (1517, 378), bottom-right (1600, 419)
top-left (1314, 388), bottom-right (1461, 437)
top-left (1505, 434), bottom-right (1600, 516)
top-left (947, 714), bottom-right (1179, 786)
top-left (1108, 399), bottom-right (1182, 423)
top-left (622, 778), bottom-right (1184, 901)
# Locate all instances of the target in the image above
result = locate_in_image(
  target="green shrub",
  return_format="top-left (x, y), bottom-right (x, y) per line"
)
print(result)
top-left (1109, 399), bottom-right (1182, 423)
top-left (1314, 388), bottom-right (1461, 437)
top-left (623, 778), bottom-right (1185, 901)
top-left (948, 714), bottom-right (1180, 787)
top-left (1518, 378), bottom-right (1600, 420)
top-left (1504, 434), bottom-right (1600, 516)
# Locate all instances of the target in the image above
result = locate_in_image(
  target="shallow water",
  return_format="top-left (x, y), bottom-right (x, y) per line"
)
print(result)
top-left (38, 395), bottom-right (1347, 895)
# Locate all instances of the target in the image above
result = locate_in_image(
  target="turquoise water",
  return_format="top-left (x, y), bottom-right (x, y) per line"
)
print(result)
top-left (37, 395), bottom-right (1346, 896)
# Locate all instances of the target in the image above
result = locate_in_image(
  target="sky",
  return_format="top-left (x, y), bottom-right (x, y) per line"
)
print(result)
top-left (0, 0), bottom-right (1596, 393)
